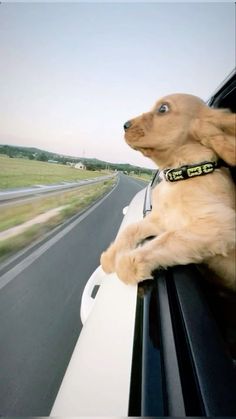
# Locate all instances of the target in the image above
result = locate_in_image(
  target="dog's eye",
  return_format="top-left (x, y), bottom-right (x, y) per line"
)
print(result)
top-left (157, 104), bottom-right (169, 113)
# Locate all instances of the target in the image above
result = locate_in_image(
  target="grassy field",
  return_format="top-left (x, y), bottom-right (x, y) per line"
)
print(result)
top-left (0, 178), bottom-right (116, 261)
top-left (129, 172), bottom-right (154, 182)
top-left (0, 154), bottom-right (105, 189)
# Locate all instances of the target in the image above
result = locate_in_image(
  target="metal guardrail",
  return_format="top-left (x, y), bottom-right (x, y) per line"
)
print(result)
top-left (0, 174), bottom-right (117, 204)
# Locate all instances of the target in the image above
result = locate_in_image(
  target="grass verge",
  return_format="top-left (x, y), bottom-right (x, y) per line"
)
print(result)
top-left (129, 173), bottom-right (153, 182)
top-left (0, 178), bottom-right (116, 262)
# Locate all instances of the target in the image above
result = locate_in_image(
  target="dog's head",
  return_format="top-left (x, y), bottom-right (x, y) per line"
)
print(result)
top-left (124, 93), bottom-right (235, 167)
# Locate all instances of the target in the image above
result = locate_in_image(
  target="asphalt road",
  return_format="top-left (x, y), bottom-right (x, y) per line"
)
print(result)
top-left (0, 173), bottom-right (147, 416)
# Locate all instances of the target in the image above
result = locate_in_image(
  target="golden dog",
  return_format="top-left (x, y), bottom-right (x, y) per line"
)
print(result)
top-left (101, 94), bottom-right (236, 291)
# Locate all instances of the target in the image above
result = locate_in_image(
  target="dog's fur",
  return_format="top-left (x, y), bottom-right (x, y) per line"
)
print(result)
top-left (101, 94), bottom-right (236, 291)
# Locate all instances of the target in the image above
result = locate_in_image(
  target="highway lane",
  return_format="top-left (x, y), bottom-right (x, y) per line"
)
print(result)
top-left (0, 173), bottom-right (147, 416)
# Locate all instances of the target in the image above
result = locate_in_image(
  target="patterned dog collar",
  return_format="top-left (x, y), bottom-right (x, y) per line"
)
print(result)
top-left (162, 161), bottom-right (221, 182)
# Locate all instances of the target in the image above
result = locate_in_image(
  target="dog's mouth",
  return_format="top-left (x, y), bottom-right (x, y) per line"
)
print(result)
top-left (124, 126), bottom-right (145, 142)
top-left (124, 126), bottom-right (156, 157)
top-left (132, 145), bottom-right (155, 157)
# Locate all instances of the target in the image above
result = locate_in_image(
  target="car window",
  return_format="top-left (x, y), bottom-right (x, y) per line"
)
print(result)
top-left (147, 74), bottom-right (236, 363)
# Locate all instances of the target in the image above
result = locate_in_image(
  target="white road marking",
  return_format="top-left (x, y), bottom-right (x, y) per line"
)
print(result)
top-left (0, 178), bottom-right (119, 291)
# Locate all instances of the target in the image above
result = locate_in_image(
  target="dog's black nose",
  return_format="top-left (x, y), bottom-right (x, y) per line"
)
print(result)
top-left (124, 120), bottom-right (132, 131)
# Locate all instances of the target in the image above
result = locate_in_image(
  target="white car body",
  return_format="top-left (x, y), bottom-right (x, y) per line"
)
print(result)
top-left (51, 188), bottom-right (146, 416)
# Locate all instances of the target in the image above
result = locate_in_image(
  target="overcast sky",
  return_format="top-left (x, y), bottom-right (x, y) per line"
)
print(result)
top-left (0, 2), bottom-right (235, 169)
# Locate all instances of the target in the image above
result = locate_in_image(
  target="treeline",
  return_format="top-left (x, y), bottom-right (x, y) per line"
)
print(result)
top-left (0, 144), bottom-right (153, 175)
top-left (0, 145), bottom-right (64, 163)
top-left (83, 160), bottom-right (152, 175)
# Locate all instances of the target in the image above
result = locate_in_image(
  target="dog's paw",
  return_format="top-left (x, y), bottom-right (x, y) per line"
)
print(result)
top-left (116, 252), bottom-right (152, 285)
top-left (100, 245), bottom-right (116, 274)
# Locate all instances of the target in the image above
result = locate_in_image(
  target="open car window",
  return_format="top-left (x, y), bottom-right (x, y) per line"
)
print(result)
top-left (129, 71), bottom-right (236, 416)
top-left (201, 71), bottom-right (236, 362)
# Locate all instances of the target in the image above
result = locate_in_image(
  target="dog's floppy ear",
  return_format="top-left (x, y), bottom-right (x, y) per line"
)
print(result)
top-left (190, 108), bottom-right (236, 166)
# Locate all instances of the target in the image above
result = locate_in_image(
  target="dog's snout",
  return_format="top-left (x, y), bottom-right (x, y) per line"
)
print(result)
top-left (123, 120), bottom-right (132, 131)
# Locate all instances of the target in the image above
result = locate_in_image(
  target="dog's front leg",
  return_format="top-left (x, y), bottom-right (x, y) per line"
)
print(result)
top-left (100, 218), bottom-right (159, 274)
top-left (115, 226), bottom-right (235, 284)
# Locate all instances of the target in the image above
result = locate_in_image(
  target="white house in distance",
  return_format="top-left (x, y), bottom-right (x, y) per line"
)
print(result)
top-left (74, 161), bottom-right (86, 170)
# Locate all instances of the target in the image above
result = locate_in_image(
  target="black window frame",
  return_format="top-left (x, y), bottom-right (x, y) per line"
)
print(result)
top-left (128, 71), bottom-right (236, 416)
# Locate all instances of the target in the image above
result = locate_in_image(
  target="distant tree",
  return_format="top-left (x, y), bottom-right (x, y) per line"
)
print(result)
top-left (28, 153), bottom-right (34, 160)
top-left (7, 148), bottom-right (14, 158)
top-left (37, 152), bottom-right (47, 162)
top-left (86, 164), bottom-right (96, 171)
